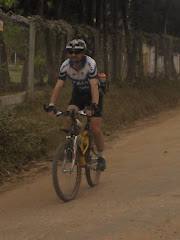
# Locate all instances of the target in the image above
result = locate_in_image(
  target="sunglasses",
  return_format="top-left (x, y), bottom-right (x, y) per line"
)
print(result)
top-left (68, 50), bottom-right (83, 55)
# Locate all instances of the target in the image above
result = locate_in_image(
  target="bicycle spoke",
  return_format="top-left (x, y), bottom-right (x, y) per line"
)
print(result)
top-left (52, 140), bottom-right (81, 202)
top-left (85, 142), bottom-right (101, 187)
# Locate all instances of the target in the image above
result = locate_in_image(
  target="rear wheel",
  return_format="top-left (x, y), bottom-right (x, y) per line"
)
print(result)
top-left (52, 140), bottom-right (81, 202)
top-left (85, 139), bottom-right (101, 187)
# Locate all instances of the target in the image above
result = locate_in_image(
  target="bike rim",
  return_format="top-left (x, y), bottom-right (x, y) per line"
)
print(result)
top-left (85, 143), bottom-right (101, 186)
top-left (53, 146), bottom-right (81, 201)
top-left (88, 158), bottom-right (101, 184)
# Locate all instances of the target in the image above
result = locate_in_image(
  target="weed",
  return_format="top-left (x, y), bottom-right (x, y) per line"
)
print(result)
top-left (0, 79), bottom-right (180, 182)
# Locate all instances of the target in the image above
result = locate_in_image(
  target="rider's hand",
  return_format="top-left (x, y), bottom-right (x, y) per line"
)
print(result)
top-left (44, 104), bottom-right (57, 117)
top-left (86, 103), bottom-right (99, 116)
top-left (86, 109), bottom-right (92, 116)
top-left (48, 111), bottom-right (54, 117)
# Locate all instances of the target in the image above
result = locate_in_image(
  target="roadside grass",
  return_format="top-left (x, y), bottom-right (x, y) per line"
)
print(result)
top-left (9, 65), bottom-right (23, 83)
top-left (9, 71), bottom-right (22, 83)
top-left (0, 79), bottom-right (180, 182)
top-left (103, 81), bottom-right (180, 133)
top-left (0, 65), bottom-right (23, 97)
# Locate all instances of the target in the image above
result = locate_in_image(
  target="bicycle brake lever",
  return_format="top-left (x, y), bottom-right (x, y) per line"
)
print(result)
top-left (43, 105), bottom-right (49, 112)
top-left (78, 110), bottom-right (86, 116)
top-left (55, 111), bottom-right (63, 116)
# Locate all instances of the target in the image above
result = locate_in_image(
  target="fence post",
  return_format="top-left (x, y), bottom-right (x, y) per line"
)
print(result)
top-left (28, 21), bottom-right (35, 93)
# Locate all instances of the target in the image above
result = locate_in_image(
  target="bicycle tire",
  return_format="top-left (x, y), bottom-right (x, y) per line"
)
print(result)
top-left (52, 140), bottom-right (81, 202)
top-left (85, 139), bottom-right (101, 187)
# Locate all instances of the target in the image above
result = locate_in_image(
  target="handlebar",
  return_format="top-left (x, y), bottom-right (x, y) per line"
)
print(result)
top-left (56, 109), bottom-right (87, 117)
top-left (43, 105), bottom-right (87, 117)
top-left (44, 105), bottom-right (91, 132)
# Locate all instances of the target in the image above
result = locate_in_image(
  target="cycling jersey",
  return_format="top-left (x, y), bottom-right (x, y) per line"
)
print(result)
top-left (58, 55), bottom-right (97, 94)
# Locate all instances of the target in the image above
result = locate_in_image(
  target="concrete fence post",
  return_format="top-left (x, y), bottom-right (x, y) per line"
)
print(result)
top-left (28, 22), bottom-right (35, 93)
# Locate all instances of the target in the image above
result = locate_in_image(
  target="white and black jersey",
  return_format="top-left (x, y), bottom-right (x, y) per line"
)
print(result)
top-left (59, 55), bottom-right (97, 94)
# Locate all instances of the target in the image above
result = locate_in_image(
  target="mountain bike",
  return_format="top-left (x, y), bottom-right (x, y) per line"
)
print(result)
top-left (44, 107), bottom-right (101, 202)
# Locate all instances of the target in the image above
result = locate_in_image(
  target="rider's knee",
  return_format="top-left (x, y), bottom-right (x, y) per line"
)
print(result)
top-left (91, 125), bottom-right (101, 135)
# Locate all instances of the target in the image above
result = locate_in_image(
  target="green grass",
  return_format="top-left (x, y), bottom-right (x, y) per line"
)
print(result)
top-left (9, 71), bottom-right (22, 83)
top-left (9, 65), bottom-right (23, 83)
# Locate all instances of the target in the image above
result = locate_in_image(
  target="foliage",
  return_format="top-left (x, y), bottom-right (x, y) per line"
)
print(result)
top-left (103, 78), bottom-right (180, 132)
top-left (1, 0), bottom-right (180, 37)
top-left (0, 0), bottom-right (18, 9)
top-left (1, 78), bottom-right (180, 182)
top-left (34, 55), bottom-right (47, 83)
top-left (3, 21), bottom-right (28, 51)
top-left (0, 111), bottom-right (49, 180)
top-left (74, 24), bottom-right (97, 57)
top-left (1, 1), bottom-right (180, 90)
top-left (3, 20), bottom-right (28, 65)
top-left (9, 65), bottom-right (22, 83)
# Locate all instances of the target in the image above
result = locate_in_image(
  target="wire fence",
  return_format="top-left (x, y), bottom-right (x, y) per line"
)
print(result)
top-left (1, 10), bottom-right (180, 97)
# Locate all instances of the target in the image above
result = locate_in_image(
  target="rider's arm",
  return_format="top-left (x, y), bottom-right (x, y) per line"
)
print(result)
top-left (89, 78), bottom-right (99, 104)
top-left (49, 79), bottom-right (64, 105)
top-left (87, 57), bottom-right (99, 105)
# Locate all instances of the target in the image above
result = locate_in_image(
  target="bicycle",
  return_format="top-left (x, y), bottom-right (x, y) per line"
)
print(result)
top-left (44, 106), bottom-right (101, 202)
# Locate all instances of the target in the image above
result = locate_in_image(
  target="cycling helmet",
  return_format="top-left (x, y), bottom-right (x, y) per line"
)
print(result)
top-left (66, 39), bottom-right (87, 51)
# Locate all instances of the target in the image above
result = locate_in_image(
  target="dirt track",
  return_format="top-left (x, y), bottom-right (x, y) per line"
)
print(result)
top-left (0, 106), bottom-right (180, 240)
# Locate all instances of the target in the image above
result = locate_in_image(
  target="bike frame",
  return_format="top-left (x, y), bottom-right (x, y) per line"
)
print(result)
top-left (44, 105), bottom-right (101, 202)
top-left (56, 109), bottom-right (91, 171)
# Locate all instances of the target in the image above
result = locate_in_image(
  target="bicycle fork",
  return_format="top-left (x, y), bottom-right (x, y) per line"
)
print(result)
top-left (61, 136), bottom-right (78, 173)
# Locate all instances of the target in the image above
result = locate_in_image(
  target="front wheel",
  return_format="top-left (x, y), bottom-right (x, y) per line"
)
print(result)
top-left (52, 140), bottom-right (81, 202)
top-left (85, 139), bottom-right (101, 187)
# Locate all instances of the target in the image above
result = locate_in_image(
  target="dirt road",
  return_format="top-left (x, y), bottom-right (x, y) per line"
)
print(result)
top-left (0, 106), bottom-right (180, 240)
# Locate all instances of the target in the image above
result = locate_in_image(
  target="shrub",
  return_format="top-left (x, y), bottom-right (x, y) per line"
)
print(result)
top-left (1, 78), bottom-right (180, 182)
top-left (34, 55), bottom-right (47, 85)
top-left (0, 111), bottom-right (49, 181)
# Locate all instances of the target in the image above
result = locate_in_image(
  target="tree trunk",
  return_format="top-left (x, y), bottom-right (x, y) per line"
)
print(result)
top-left (80, 0), bottom-right (87, 24)
top-left (103, 0), bottom-right (109, 81)
top-left (162, 0), bottom-right (171, 35)
top-left (169, 37), bottom-right (176, 77)
top-left (0, 32), bottom-right (10, 91)
top-left (118, 32), bottom-right (124, 85)
top-left (44, 28), bottom-right (56, 86)
top-left (86, 0), bottom-right (94, 26)
top-left (38, 0), bottom-right (44, 18)
top-left (55, 34), bottom-right (64, 77)
top-left (163, 36), bottom-right (170, 76)
top-left (21, 48), bottom-right (28, 90)
top-left (53, 0), bottom-right (64, 19)
top-left (96, 0), bottom-right (104, 30)
top-left (154, 36), bottom-right (158, 78)
top-left (138, 34), bottom-right (144, 78)
top-left (126, 35), bottom-right (138, 84)
top-left (112, 0), bottom-right (120, 84)
top-left (121, 1), bottom-right (135, 84)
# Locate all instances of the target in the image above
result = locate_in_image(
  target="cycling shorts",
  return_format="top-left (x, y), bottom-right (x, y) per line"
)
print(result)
top-left (69, 92), bottom-right (103, 117)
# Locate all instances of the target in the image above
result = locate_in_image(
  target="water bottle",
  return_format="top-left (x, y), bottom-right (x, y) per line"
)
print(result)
top-left (98, 73), bottom-right (106, 84)
top-left (77, 134), bottom-right (84, 146)
top-left (98, 73), bottom-right (106, 93)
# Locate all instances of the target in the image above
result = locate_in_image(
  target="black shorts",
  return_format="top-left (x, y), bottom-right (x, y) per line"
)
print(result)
top-left (69, 92), bottom-right (103, 117)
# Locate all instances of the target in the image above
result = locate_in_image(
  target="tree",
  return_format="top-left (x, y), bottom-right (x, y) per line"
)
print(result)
top-left (1, 0), bottom-right (180, 88)
top-left (0, 31), bottom-right (10, 90)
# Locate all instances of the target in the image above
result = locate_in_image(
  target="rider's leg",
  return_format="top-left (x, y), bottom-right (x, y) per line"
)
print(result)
top-left (90, 117), bottom-right (106, 170)
top-left (90, 117), bottom-right (104, 152)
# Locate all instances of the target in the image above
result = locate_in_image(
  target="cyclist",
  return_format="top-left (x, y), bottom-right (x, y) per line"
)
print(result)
top-left (46, 39), bottom-right (106, 171)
